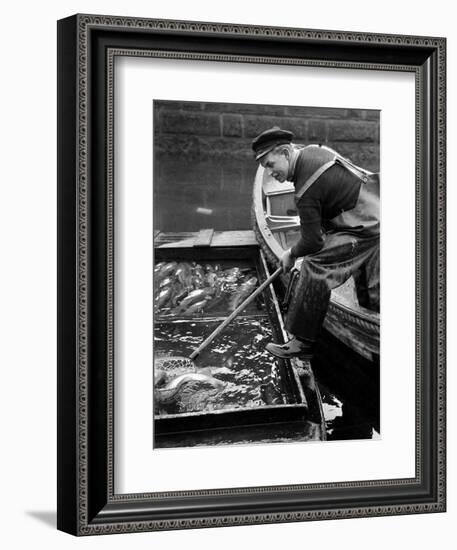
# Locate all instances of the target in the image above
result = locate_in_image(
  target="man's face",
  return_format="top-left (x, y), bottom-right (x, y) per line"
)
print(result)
top-left (260, 150), bottom-right (290, 183)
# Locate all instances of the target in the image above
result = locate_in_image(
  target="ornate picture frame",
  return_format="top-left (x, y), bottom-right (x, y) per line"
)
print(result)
top-left (57, 14), bottom-right (446, 535)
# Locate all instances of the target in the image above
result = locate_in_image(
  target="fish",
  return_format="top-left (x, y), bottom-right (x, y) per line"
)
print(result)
top-left (155, 287), bottom-right (172, 309)
top-left (156, 261), bottom-right (178, 282)
top-left (176, 288), bottom-right (213, 310)
top-left (223, 267), bottom-right (241, 283)
top-left (159, 276), bottom-right (174, 289)
top-left (154, 262), bottom-right (165, 274)
top-left (175, 263), bottom-right (193, 288)
top-left (155, 372), bottom-right (225, 404)
top-left (192, 264), bottom-right (205, 280)
top-left (191, 274), bottom-right (205, 289)
top-left (205, 272), bottom-right (218, 287)
top-left (227, 277), bottom-right (258, 311)
top-left (199, 366), bottom-right (233, 377)
top-left (171, 286), bottom-right (189, 306)
top-left (179, 299), bottom-right (208, 315)
top-left (179, 288), bottom-right (208, 308)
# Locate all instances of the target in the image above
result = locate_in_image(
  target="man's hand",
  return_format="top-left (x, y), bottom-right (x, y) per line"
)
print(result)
top-left (280, 248), bottom-right (295, 273)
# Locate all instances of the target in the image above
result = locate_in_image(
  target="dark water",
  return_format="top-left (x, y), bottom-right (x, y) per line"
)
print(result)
top-left (312, 329), bottom-right (380, 440)
top-left (154, 317), bottom-right (288, 416)
top-left (319, 383), bottom-right (380, 440)
top-left (154, 157), bottom-right (256, 233)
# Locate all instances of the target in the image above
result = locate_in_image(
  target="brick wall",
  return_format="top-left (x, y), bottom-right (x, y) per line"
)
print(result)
top-left (154, 100), bottom-right (380, 172)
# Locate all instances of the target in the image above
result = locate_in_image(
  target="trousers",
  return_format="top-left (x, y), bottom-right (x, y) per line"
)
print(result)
top-left (285, 232), bottom-right (380, 341)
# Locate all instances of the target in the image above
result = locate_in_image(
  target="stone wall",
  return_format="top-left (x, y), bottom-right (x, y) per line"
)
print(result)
top-left (154, 100), bottom-right (380, 172)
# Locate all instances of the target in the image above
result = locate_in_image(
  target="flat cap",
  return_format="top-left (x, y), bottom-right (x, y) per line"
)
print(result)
top-left (252, 126), bottom-right (294, 160)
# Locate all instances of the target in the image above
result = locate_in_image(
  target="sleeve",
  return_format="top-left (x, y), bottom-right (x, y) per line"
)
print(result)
top-left (290, 197), bottom-right (324, 258)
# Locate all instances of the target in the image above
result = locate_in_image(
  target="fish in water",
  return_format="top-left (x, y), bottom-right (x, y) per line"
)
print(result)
top-left (154, 262), bottom-right (165, 274)
top-left (159, 276), bottom-right (174, 289)
top-left (154, 372), bottom-right (225, 405)
top-left (156, 261), bottom-right (178, 282)
top-left (174, 288), bottom-right (213, 311)
top-left (175, 263), bottom-right (193, 288)
top-left (223, 267), bottom-right (241, 283)
top-left (179, 299), bottom-right (208, 315)
top-left (205, 272), bottom-right (218, 287)
top-left (171, 285), bottom-right (189, 307)
top-left (227, 277), bottom-right (258, 311)
top-left (155, 287), bottom-right (172, 309)
top-left (198, 366), bottom-right (233, 377)
top-left (192, 264), bottom-right (205, 279)
top-left (191, 275), bottom-right (205, 289)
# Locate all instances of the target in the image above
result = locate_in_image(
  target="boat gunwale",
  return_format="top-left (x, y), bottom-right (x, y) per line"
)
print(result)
top-left (154, 402), bottom-right (308, 421)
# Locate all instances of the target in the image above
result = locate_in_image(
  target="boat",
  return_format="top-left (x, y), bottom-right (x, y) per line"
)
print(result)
top-left (153, 229), bottom-right (326, 447)
top-left (252, 164), bottom-right (380, 363)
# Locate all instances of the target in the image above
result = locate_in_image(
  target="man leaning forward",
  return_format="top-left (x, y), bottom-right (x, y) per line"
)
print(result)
top-left (252, 127), bottom-right (380, 359)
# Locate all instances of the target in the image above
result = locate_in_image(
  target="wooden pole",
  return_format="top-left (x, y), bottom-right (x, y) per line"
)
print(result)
top-left (189, 267), bottom-right (283, 361)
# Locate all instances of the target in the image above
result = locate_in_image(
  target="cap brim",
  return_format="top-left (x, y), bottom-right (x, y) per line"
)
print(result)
top-left (253, 138), bottom-right (292, 161)
top-left (255, 146), bottom-right (275, 161)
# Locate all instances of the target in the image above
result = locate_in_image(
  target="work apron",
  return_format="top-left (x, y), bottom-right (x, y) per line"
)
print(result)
top-left (285, 151), bottom-right (380, 341)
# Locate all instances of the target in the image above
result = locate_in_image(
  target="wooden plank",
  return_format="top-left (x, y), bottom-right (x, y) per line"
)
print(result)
top-left (157, 230), bottom-right (258, 249)
top-left (211, 230), bottom-right (257, 247)
top-left (193, 228), bottom-right (214, 247)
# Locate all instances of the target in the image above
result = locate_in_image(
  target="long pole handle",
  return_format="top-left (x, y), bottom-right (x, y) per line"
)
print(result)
top-left (189, 267), bottom-right (283, 361)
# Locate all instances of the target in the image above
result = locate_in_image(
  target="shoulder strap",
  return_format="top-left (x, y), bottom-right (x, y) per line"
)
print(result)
top-left (335, 155), bottom-right (370, 182)
top-left (313, 144), bottom-right (374, 177)
top-left (295, 158), bottom-right (336, 201)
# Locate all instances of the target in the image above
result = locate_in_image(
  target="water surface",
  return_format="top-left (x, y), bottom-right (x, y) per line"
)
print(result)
top-left (154, 158), bottom-right (256, 233)
top-left (154, 317), bottom-right (289, 416)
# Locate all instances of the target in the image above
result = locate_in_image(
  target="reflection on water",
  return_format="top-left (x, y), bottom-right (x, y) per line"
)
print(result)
top-left (154, 317), bottom-right (289, 416)
top-left (154, 157), bottom-right (256, 232)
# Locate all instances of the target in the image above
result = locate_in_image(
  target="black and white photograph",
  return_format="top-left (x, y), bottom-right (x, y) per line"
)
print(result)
top-left (52, 7), bottom-right (446, 540)
top-left (153, 100), bottom-right (380, 448)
